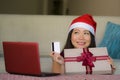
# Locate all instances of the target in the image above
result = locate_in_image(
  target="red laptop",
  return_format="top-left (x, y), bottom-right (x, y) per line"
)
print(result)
top-left (3, 41), bottom-right (60, 77)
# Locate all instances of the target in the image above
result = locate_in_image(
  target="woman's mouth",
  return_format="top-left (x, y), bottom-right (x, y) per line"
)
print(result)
top-left (77, 42), bottom-right (86, 46)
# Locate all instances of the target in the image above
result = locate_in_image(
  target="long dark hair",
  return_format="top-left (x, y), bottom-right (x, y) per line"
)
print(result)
top-left (60, 29), bottom-right (96, 57)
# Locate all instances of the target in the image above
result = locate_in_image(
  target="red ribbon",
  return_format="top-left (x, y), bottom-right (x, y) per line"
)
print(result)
top-left (64, 48), bottom-right (109, 74)
top-left (64, 55), bottom-right (109, 62)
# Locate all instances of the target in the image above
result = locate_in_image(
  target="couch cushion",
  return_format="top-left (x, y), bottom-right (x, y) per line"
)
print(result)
top-left (113, 59), bottom-right (120, 74)
top-left (98, 22), bottom-right (120, 59)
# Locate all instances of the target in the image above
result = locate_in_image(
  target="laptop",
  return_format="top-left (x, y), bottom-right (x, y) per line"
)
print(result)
top-left (2, 41), bottom-right (60, 77)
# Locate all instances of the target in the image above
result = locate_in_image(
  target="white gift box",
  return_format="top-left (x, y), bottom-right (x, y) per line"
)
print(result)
top-left (64, 47), bottom-right (112, 74)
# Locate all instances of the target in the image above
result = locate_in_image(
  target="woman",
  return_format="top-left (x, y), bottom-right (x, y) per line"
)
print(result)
top-left (50, 14), bottom-right (115, 74)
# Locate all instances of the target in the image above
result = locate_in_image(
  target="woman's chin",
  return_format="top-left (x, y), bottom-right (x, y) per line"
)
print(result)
top-left (76, 46), bottom-right (85, 48)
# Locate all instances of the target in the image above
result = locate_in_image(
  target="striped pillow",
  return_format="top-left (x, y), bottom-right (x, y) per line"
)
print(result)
top-left (98, 22), bottom-right (120, 59)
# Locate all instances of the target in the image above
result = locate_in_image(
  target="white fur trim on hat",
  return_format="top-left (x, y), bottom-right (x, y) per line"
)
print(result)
top-left (68, 22), bottom-right (94, 35)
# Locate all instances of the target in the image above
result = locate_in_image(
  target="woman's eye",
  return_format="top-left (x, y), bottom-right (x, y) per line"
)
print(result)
top-left (84, 32), bottom-right (90, 35)
top-left (74, 31), bottom-right (79, 34)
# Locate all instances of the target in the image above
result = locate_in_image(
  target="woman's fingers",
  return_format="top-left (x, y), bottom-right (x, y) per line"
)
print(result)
top-left (107, 58), bottom-right (116, 74)
top-left (50, 52), bottom-right (64, 64)
top-left (55, 56), bottom-right (64, 64)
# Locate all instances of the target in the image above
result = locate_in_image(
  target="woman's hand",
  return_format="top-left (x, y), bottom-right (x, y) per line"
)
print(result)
top-left (50, 51), bottom-right (64, 65)
top-left (107, 57), bottom-right (116, 73)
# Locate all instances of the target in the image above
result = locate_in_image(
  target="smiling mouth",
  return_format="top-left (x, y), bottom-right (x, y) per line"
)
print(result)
top-left (77, 42), bottom-right (86, 45)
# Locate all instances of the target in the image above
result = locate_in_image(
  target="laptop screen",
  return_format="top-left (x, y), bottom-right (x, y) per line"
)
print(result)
top-left (3, 42), bottom-right (41, 76)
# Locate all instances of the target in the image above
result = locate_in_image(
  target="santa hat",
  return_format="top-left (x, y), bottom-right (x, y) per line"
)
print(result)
top-left (68, 14), bottom-right (96, 35)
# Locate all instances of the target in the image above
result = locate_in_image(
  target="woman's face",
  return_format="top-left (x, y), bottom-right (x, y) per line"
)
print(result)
top-left (71, 27), bottom-right (91, 48)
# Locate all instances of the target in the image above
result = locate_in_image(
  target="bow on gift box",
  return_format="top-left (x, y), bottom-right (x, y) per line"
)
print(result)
top-left (78, 48), bottom-right (96, 74)
top-left (75, 48), bottom-right (96, 74)
top-left (64, 48), bottom-right (109, 74)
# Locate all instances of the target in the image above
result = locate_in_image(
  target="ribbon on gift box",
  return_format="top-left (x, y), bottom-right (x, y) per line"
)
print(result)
top-left (64, 48), bottom-right (109, 74)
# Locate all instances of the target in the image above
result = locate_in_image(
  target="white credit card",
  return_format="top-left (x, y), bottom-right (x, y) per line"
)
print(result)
top-left (51, 42), bottom-right (60, 53)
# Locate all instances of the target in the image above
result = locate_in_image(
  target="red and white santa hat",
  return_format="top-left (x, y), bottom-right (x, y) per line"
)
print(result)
top-left (68, 14), bottom-right (96, 35)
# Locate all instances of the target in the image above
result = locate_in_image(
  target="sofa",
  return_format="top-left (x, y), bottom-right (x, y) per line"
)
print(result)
top-left (0, 14), bottom-right (120, 74)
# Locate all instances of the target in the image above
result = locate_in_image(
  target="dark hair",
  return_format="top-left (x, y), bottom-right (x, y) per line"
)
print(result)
top-left (60, 29), bottom-right (96, 57)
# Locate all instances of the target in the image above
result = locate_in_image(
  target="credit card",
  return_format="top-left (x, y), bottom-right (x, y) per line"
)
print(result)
top-left (51, 42), bottom-right (60, 53)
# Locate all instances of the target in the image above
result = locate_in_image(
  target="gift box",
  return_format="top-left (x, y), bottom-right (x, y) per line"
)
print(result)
top-left (64, 47), bottom-right (112, 74)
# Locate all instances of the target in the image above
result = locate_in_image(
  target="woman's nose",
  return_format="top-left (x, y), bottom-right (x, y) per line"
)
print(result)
top-left (78, 34), bottom-right (84, 39)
